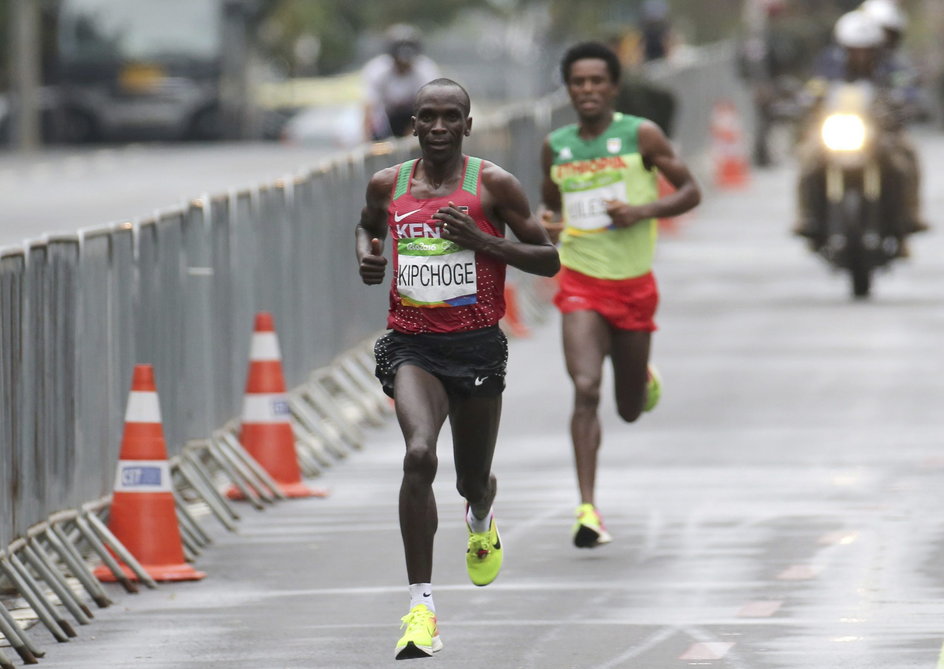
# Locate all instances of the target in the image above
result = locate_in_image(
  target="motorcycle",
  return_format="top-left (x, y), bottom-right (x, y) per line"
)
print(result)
top-left (800, 80), bottom-right (904, 298)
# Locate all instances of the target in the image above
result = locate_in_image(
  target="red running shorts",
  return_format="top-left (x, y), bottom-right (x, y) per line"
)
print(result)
top-left (553, 267), bottom-right (658, 332)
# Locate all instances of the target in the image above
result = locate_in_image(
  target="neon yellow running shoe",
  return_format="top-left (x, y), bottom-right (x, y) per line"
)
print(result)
top-left (466, 515), bottom-right (503, 586)
top-left (643, 364), bottom-right (662, 412)
top-left (573, 503), bottom-right (612, 548)
top-left (394, 604), bottom-right (442, 660)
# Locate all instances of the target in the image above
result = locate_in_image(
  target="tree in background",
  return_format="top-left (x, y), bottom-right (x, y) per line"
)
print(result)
top-left (258, 0), bottom-right (491, 76)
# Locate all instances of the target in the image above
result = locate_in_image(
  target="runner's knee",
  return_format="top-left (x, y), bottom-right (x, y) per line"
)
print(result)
top-left (572, 373), bottom-right (602, 410)
top-left (403, 444), bottom-right (438, 484)
top-left (616, 400), bottom-right (643, 423)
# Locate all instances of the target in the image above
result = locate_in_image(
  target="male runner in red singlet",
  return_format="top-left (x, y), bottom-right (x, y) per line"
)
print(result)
top-left (356, 78), bottom-right (559, 660)
top-left (541, 42), bottom-right (700, 549)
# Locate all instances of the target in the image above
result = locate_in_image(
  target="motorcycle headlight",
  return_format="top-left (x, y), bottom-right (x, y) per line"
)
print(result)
top-left (821, 113), bottom-right (867, 152)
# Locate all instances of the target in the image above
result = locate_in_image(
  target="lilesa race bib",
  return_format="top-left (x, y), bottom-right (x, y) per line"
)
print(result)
top-left (397, 238), bottom-right (478, 308)
top-left (562, 174), bottom-right (627, 232)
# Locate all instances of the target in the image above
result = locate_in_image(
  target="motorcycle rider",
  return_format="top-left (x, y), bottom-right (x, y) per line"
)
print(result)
top-left (861, 0), bottom-right (929, 235)
top-left (793, 9), bottom-right (920, 255)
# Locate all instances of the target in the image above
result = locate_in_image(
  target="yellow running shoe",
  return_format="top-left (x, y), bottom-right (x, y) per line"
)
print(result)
top-left (573, 503), bottom-right (612, 548)
top-left (394, 604), bottom-right (442, 660)
top-left (466, 515), bottom-right (503, 586)
top-left (643, 364), bottom-right (662, 412)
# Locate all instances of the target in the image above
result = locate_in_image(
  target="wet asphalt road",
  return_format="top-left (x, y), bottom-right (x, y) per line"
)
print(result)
top-left (8, 132), bottom-right (944, 668)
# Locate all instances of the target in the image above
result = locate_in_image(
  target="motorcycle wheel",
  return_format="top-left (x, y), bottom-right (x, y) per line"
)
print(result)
top-left (850, 250), bottom-right (871, 298)
top-left (840, 189), bottom-right (872, 299)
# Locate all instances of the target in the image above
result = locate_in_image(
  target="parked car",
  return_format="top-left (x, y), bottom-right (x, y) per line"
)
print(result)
top-left (279, 102), bottom-right (363, 150)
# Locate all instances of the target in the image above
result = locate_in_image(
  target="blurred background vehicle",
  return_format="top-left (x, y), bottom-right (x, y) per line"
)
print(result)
top-left (51, 0), bottom-right (272, 143)
top-left (1, 0), bottom-right (942, 153)
top-left (261, 71), bottom-right (364, 149)
top-left (278, 101), bottom-right (361, 149)
top-left (53, 0), bottom-right (225, 142)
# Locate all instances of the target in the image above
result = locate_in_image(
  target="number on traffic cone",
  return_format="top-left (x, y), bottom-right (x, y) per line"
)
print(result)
top-left (234, 312), bottom-right (327, 499)
top-left (94, 364), bottom-right (206, 582)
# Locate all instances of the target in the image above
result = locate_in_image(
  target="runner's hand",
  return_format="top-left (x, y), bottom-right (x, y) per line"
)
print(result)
top-left (359, 238), bottom-right (387, 285)
top-left (434, 202), bottom-right (486, 249)
top-left (540, 209), bottom-right (564, 244)
top-left (604, 199), bottom-right (647, 228)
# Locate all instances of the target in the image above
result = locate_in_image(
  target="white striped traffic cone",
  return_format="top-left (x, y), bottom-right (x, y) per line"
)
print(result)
top-left (235, 312), bottom-right (326, 498)
top-left (95, 364), bottom-right (205, 582)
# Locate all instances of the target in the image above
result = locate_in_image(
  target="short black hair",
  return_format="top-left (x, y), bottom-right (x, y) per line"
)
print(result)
top-left (560, 41), bottom-right (622, 84)
top-left (414, 78), bottom-right (471, 116)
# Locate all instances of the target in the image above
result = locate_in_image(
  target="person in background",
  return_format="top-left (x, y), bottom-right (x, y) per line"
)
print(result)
top-left (860, 0), bottom-right (928, 234)
top-left (362, 24), bottom-right (440, 141)
top-left (540, 42), bottom-right (700, 550)
top-left (737, 0), bottom-right (811, 166)
top-left (638, 0), bottom-right (673, 62)
top-left (607, 31), bottom-right (677, 138)
top-left (795, 9), bottom-right (926, 251)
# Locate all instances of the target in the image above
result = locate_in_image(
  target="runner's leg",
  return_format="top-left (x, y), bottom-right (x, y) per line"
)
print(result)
top-left (449, 395), bottom-right (502, 520)
top-left (394, 365), bottom-right (450, 584)
top-left (610, 329), bottom-right (651, 423)
top-left (450, 393), bottom-right (505, 586)
top-left (562, 310), bottom-right (610, 505)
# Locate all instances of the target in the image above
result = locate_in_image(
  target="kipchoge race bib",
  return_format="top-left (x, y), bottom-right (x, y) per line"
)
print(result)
top-left (397, 238), bottom-right (477, 308)
top-left (562, 172), bottom-right (627, 233)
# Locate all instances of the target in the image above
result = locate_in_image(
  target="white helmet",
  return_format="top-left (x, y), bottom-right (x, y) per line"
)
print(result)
top-left (861, 0), bottom-right (906, 33)
top-left (834, 10), bottom-right (885, 49)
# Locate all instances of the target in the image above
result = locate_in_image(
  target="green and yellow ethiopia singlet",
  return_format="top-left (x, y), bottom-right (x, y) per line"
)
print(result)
top-left (548, 113), bottom-right (659, 280)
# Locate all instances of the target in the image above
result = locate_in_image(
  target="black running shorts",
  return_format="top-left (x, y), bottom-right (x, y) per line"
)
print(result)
top-left (373, 326), bottom-right (508, 399)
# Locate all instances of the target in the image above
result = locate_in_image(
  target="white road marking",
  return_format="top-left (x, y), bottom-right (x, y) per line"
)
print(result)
top-left (594, 627), bottom-right (679, 669)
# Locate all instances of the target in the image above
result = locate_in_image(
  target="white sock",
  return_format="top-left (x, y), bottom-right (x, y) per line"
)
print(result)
top-left (409, 583), bottom-right (434, 612)
top-left (466, 506), bottom-right (492, 534)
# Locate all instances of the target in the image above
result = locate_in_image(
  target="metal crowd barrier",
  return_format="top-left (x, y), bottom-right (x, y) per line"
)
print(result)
top-left (0, 43), bottom-right (749, 663)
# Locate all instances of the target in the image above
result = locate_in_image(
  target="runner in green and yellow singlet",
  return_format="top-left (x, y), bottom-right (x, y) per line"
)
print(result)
top-left (540, 42), bottom-right (701, 549)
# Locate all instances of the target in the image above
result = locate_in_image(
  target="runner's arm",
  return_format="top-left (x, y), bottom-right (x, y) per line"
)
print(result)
top-left (605, 120), bottom-right (701, 228)
top-left (433, 162), bottom-right (559, 277)
top-left (355, 169), bottom-right (395, 285)
top-left (539, 138), bottom-right (564, 244)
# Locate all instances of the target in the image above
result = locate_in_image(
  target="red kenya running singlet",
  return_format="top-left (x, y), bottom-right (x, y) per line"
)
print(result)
top-left (387, 156), bottom-right (506, 334)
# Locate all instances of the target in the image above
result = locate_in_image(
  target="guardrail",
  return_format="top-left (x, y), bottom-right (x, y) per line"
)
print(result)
top-left (0, 42), bottom-right (750, 664)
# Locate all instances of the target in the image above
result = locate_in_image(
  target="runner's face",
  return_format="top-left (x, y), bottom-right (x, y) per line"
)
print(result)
top-left (566, 59), bottom-right (617, 121)
top-left (412, 87), bottom-right (471, 158)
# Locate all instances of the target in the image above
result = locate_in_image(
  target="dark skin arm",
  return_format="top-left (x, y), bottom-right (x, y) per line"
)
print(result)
top-left (431, 161), bottom-right (560, 277)
top-left (355, 166), bottom-right (397, 285)
top-left (539, 138), bottom-right (565, 244)
top-left (604, 120), bottom-right (701, 226)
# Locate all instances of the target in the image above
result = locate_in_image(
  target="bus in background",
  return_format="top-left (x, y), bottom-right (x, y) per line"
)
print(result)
top-left (53, 0), bottom-right (259, 142)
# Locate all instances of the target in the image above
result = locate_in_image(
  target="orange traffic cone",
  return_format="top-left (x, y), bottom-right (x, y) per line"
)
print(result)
top-left (711, 100), bottom-right (749, 189)
top-left (95, 365), bottom-right (205, 582)
top-left (501, 284), bottom-right (531, 338)
top-left (235, 312), bottom-right (326, 498)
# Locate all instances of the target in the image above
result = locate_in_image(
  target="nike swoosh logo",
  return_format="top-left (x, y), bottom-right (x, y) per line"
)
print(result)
top-left (394, 207), bottom-right (422, 222)
top-left (422, 592), bottom-right (431, 598)
top-left (474, 376), bottom-right (488, 386)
